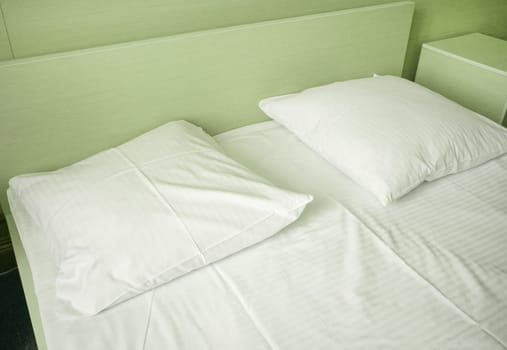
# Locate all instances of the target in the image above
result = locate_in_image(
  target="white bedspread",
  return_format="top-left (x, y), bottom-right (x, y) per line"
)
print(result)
top-left (9, 121), bottom-right (507, 349)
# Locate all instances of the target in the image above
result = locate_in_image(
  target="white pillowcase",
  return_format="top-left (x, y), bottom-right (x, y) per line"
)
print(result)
top-left (259, 75), bottom-right (507, 205)
top-left (9, 120), bottom-right (312, 315)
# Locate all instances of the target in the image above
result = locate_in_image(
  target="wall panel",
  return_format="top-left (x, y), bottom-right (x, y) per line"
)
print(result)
top-left (0, 0), bottom-right (506, 78)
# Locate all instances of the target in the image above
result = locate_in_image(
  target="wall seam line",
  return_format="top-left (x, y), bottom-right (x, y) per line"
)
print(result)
top-left (0, 1), bottom-right (15, 59)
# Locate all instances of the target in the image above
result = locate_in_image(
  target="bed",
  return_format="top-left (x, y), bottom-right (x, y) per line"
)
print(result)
top-left (1, 1), bottom-right (507, 349)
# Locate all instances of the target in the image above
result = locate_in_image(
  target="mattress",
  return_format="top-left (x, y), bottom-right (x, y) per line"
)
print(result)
top-left (9, 121), bottom-right (507, 349)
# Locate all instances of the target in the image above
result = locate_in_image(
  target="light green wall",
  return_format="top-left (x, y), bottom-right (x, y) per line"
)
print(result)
top-left (0, 3), bottom-right (12, 60)
top-left (0, 4), bottom-right (12, 261)
top-left (0, 0), bottom-right (506, 78)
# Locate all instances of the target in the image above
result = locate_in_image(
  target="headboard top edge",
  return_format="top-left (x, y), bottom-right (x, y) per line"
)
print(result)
top-left (0, 1), bottom-right (414, 69)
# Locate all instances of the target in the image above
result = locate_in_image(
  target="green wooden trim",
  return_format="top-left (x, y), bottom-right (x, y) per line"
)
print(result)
top-left (0, 2), bottom-right (414, 215)
top-left (5, 213), bottom-right (48, 350)
top-left (0, 0), bottom-right (417, 60)
top-left (2, 0), bottom-right (507, 81)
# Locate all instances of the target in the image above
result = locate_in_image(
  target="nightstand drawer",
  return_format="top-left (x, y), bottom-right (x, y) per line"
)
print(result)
top-left (415, 33), bottom-right (507, 125)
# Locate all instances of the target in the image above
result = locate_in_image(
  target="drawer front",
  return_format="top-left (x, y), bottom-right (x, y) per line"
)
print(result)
top-left (416, 47), bottom-right (507, 125)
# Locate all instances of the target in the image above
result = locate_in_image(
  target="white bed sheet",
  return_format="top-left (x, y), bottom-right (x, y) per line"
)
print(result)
top-left (9, 121), bottom-right (507, 350)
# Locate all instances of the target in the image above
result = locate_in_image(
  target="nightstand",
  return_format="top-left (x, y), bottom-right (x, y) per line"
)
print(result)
top-left (415, 33), bottom-right (507, 126)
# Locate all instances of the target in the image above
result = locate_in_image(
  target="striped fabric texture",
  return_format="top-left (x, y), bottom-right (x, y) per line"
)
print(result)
top-left (9, 121), bottom-right (507, 349)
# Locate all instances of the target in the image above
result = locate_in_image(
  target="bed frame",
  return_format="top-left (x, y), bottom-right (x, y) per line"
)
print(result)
top-left (0, 2), bottom-right (414, 349)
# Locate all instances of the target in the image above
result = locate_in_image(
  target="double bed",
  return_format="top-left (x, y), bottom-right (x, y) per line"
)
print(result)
top-left (9, 121), bottom-right (507, 349)
top-left (1, 2), bottom-right (506, 349)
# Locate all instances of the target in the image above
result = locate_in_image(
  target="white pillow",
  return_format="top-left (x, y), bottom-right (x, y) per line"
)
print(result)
top-left (10, 120), bottom-right (312, 315)
top-left (259, 75), bottom-right (507, 205)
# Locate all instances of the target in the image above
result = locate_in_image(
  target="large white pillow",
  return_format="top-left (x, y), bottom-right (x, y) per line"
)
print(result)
top-left (9, 120), bottom-right (312, 315)
top-left (259, 75), bottom-right (507, 205)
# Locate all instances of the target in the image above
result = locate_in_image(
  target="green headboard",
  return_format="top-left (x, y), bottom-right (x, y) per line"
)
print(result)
top-left (0, 1), bottom-right (414, 214)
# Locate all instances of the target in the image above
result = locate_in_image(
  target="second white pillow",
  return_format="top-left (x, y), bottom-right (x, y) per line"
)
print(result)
top-left (259, 75), bottom-right (507, 205)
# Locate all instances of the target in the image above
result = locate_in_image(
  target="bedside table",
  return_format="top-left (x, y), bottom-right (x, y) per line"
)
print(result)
top-left (415, 33), bottom-right (507, 126)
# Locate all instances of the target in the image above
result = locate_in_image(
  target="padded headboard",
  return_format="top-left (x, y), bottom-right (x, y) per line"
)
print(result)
top-left (0, 1), bottom-right (414, 213)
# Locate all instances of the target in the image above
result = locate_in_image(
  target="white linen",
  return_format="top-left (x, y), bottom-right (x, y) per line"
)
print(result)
top-left (9, 121), bottom-right (507, 349)
top-left (8, 120), bottom-right (312, 315)
top-left (259, 75), bottom-right (507, 205)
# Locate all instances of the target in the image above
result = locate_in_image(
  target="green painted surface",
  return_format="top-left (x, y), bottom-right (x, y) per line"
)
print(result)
top-left (426, 33), bottom-right (507, 72)
top-left (0, 3), bottom-right (414, 214)
top-left (5, 213), bottom-right (48, 350)
top-left (0, 0), bottom-right (506, 78)
top-left (0, 4), bottom-right (12, 60)
top-left (416, 34), bottom-right (507, 125)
